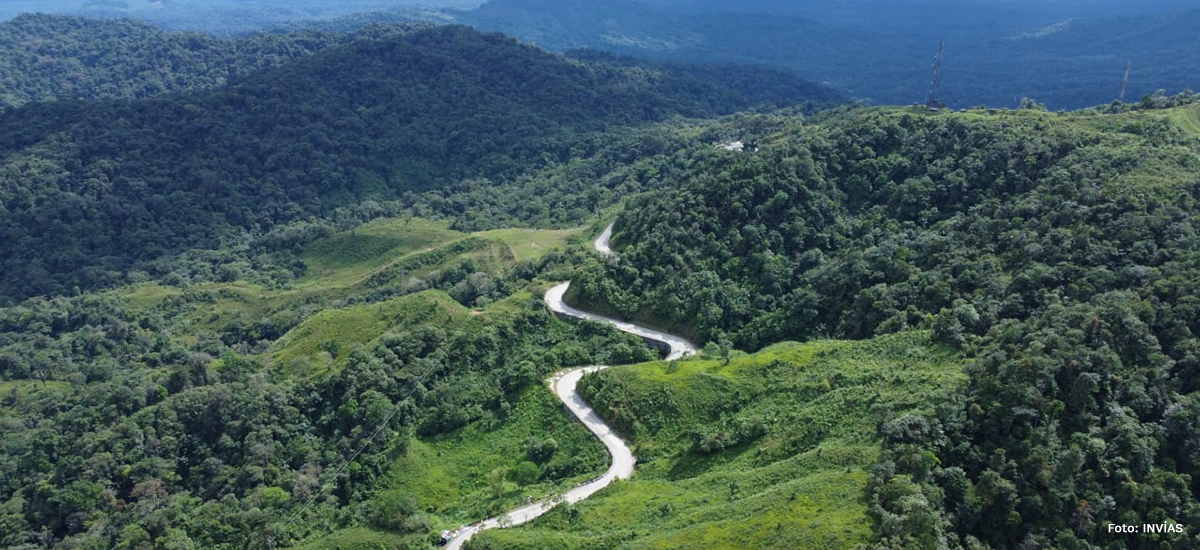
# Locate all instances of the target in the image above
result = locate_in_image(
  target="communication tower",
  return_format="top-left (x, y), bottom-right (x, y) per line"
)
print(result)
top-left (925, 40), bottom-right (947, 111)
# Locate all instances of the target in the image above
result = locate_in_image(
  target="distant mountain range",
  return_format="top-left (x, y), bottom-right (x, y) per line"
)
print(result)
top-left (448, 0), bottom-right (1200, 109)
top-left (0, 21), bottom-right (838, 300)
top-left (2, 0), bottom-right (1197, 109)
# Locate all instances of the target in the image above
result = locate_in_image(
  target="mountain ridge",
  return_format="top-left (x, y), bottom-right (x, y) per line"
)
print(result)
top-left (0, 23), bottom-right (840, 303)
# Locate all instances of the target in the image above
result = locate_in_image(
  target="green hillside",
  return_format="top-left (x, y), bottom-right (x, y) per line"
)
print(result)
top-left (1, 31), bottom-right (1198, 549)
top-left (0, 214), bottom-right (656, 549)
top-left (0, 14), bottom-right (432, 109)
top-left (0, 22), bottom-right (840, 304)
top-left (573, 104), bottom-right (1200, 549)
top-left (576, 105), bottom-right (1200, 347)
top-left (465, 332), bottom-right (962, 549)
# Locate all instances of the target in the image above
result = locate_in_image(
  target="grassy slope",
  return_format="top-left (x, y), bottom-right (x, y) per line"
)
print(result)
top-left (0, 380), bottom-right (72, 423)
top-left (1165, 103), bottom-right (1200, 137)
top-left (469, 331), bottom-right (963, 550)
top-left (119, 217), bottom-right (582, 356)
top-left (270, 289), bottom-right (469, 375)
top-left (290, 528), bottom-right (408, 550)
top-left (297, 217), bottom-right (463, 288)
top-left (380, 385), bottom-right (609, 527)
top-left (125, 217), bottom-right (608, 548)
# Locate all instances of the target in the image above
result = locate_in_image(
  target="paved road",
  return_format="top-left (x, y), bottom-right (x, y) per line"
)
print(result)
top-left (593, 222), bottom-right (615, 256)
top-left (445, 223), bottom-right (696, 549)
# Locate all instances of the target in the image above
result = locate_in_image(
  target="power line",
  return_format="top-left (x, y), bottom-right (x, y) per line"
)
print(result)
top-left (272, 369), bottom-right (430, 547)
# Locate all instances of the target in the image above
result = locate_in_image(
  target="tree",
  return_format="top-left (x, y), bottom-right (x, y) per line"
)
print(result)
top-left (510, 462), bottom-right (540, 486)
top-left (489, 467), bottom-right (508, 499)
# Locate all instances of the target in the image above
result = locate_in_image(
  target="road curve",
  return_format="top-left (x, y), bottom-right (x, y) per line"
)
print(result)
top-left (445, 224), bottom-right (697, 549)
top-left (593, 222), bottom-right (615, 256)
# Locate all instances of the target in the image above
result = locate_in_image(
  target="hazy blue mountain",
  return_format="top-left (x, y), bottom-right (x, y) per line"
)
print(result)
top-left (454, 0), bottom-right (1200, 109)
top-left (4, 0), bottom-right (1196, 108)
top-left (0, 0), bottom-right (483, 35)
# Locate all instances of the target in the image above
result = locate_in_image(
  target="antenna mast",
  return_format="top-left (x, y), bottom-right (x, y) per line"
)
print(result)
top-left (1119, 60), bottom-right (1132, 101)
top-left (925, 40), bottom-right (946, 111)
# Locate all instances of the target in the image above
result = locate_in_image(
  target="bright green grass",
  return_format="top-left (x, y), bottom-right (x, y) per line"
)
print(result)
top-left (298, 217), bottom-right (462, 288)
top-left (301, 384), bottom-right (609, 548)
top-left (122, 283), bottom-right (184, 309)
top-left (378, 385), bottom-right (608, 526)
top-left (270, 290), bottom-right (468, 374)
top-left (0, 380), bottom-right (72, 416)
top-left (470, 331), bottom-right (963, 550)
top-left (117, 217), bottom-right (585, 355)
top-left (289, 528), bottom-right (406, 550)
top-left (1165, 105), bottom-right (1200, 137)
top-left (474, 227), bottom-right (584, 263)
top-left (296, 218), bottom-right (581, 290)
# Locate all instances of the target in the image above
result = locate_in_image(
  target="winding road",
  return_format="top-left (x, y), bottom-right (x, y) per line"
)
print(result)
top-left (445, 224), bottom-right (697, 549)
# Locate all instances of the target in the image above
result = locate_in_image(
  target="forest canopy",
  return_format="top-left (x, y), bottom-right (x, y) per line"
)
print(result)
top-left (571, 105), bottom-right (1200, 549)
top-left (0, 23), bottom-right (839, 304)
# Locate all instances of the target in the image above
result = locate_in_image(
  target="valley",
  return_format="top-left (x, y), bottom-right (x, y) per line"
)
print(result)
top-left (0, 8), bottom-right (1199, 549)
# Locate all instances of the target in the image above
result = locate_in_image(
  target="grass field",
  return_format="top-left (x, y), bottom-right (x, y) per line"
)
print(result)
top-left (467, 331), bottom-right (964, 550)
top-left (297, 217), bottom-right (463, 288)
top-left (290, 528), bottom-right (407, 550)
top-left (0, 380), bottom-right (72, 417)
top-left (299, 382), bottom-right (610, 548)
top-left (117, 216), bottom-right (586, 368)
top-left (270, 290), bottom-right (469, 374)
top-left (378, 385), bottom-right (609, 527)
top-left (1165, 104), bottom-right (1200, 137)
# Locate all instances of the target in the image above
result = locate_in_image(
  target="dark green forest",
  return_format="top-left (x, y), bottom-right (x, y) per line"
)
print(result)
top-left (0, 243), bottom-right (658, 549)
top-left (2, 9), bottom-right (1200, 550)
top-left (0, 14), bottom-right (434, 109)
top-left (0, 23), bottom-right (839, 304)
top-left (572, 103), bottom-right (1200, 548)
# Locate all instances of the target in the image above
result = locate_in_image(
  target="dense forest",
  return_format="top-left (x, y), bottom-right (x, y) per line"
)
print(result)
top-left (572, 103), bottom-right (1200, 548)
top-left (0, 229), bottom-right (659, 548)
top-left (0, 14), bottom-right (433, 109)
top-left (0, 0), bottom-right (478, 36)
top-left (2, 7), bottom-right (1200, 550)
top-left (0, 23), bottom-right (840, 304)
top-left (6, 1), bottom-right (1199, 108)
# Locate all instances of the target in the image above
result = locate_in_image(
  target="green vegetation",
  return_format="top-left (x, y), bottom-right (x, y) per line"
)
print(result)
top-left (2, 16), bottom-right (1199, 548)
top-left (377, 385), bottom-right (607, 526)
top-left (575, 105), bottom-right (1200, 548)
top-left (302, 383), bottom-right (614, 549)
top-left (290, 528), bottom-right (406, 550)
top-left (296, 217), bottom-right (461, 285)
top-left (467, 331), bottom-right (963, 549)
top-left (1167, 104), bottom-right (1200, 137)
top-left (0, 14), bottom-right (432, 109)
top-left (0, 212), bottom-right (655, 549)
top-left (0, 22), bottom-right (837, 304)
top-left (270, 290), bottom-right (468, 374)
top-left (577, 106), bottom-right (1200, 347)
